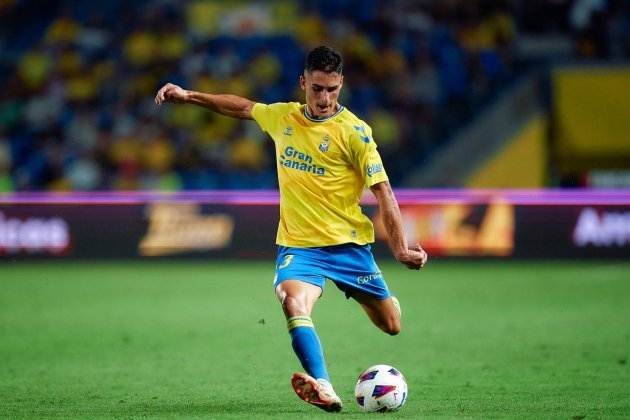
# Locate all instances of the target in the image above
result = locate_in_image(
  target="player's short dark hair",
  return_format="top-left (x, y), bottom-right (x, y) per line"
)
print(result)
top-left (305, 46), bottom-right (343, 74)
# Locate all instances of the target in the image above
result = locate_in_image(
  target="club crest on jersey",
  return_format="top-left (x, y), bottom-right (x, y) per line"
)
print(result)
top-left (283, 126), bottom-right (293, 136)
top-left (319, 134), bottom-right (330, 152)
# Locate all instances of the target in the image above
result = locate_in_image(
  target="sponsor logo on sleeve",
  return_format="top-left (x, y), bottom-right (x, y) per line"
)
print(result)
top-left (367, 163), bottom-right (383, 177)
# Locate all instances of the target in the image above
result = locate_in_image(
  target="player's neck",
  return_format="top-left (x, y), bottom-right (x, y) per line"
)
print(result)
top-left (304, 103), bottom-right (343, 122)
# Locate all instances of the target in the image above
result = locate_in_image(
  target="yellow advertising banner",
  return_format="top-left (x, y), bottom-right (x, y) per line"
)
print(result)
top-left (553, 67), bottom-right (630, 164)
top-left (373, 200), bottom-right (515, 256)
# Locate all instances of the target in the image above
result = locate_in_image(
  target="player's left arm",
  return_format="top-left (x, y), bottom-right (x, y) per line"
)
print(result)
top-left (155, 83), bottom-right (255, 120)
top-left (370, 181), bottom-right (428, 270)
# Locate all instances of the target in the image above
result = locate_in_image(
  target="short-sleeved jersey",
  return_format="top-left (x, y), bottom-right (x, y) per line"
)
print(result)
top-left (251, 102), bottom-right (389, 247)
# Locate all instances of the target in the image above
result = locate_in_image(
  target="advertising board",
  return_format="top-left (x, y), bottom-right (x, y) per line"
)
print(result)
top-left (1, 190), bottom-right (629, 259)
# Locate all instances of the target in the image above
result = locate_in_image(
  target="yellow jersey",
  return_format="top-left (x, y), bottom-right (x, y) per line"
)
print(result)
top-left (251, 102), bottom-right (389, 247)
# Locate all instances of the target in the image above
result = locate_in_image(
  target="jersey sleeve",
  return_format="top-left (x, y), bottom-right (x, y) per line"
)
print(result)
top-left (251, 102), bottom-right (295, 139)
top-left (349, 123), bottom-right (389, 188)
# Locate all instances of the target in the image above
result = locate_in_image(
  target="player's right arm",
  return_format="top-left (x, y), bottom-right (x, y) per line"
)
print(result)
top-left (370, 181), bottom-right (428, 270)
top-left (154, 83), bottom-right (255, 120)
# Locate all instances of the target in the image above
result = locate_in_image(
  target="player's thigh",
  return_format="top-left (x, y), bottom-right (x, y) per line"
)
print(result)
top-left (351, 290), bottom-right (401, 333)
top-left (275, 279), bottom-right (322, 317)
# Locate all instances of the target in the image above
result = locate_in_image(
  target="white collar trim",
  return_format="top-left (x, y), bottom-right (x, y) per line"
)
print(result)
top-left (304, 105), bottom-right (345, 122)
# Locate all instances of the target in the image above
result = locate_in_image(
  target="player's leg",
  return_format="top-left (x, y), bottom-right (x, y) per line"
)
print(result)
top-left (275, 280), bottom-right (329, 380)
top-left (324, 244), bottom-right (401, 336)
top-left (350, 290), bottom-right (402, 336)
top-left (276, 280), bottom-right (342, 412)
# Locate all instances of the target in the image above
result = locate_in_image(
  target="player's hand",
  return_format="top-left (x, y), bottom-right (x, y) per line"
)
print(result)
top-left (155, 83), bottom-right (188, 105)
top-left (396, 244), bottom-right (428, 270)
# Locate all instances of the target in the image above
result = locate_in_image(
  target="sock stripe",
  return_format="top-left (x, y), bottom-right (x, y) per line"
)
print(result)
top-left (287, 316), bottom-right (314, 331)
top-left (288, 320), bottom-right (313, 329)
top-left (288, 316), bottom-right (312, 321)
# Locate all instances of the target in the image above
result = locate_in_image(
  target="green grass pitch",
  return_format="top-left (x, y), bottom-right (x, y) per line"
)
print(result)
top-left (1, 260), bottom-right (629, 419)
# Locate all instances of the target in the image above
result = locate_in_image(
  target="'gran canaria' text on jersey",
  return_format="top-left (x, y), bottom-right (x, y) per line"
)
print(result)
top-left (279, 146), bottom-right (325, 176)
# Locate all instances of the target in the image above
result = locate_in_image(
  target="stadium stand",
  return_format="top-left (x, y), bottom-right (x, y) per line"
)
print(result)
top-left (0, 0), bottom-right (628, 191)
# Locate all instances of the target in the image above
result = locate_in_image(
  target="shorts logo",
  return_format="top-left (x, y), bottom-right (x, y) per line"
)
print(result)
top-left (357, 273), bottom-right (382, 284)
top-left (278, 254), bottom-right (294, 269)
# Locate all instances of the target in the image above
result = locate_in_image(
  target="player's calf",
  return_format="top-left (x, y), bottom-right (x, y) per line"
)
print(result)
top-left (355, 293), bottom-right (402, 336)
top-left (383, 296), bottom-right (402, 335)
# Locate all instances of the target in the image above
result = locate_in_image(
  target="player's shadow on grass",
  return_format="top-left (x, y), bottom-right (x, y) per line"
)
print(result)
top-left (106, 400), bottom-right (308, 417)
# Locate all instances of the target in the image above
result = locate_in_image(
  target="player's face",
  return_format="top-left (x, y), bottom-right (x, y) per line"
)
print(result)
top-left (300, 70), bottom-right (344, 118)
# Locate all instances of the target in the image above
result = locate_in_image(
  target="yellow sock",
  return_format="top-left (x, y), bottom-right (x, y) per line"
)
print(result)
top-left (287, 315), bottom-right (314, 331)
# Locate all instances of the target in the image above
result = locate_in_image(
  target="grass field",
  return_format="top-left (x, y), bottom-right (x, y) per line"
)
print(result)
top-left (1, 260), bottom-right (629, 419)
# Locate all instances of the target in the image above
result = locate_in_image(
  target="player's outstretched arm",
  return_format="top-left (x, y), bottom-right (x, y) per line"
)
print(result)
top-left (154, 83), bottom-right (255, 120)
top-left (370, 181), bottom-right (428, 270)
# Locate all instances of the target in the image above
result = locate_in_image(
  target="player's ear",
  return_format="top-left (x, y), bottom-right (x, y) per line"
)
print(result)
top-left (299, 74), bottom-right (306, 91)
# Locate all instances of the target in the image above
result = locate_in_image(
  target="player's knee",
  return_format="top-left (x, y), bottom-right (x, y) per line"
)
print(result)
top-left (281, 295), bottom-right (308, 317)
top-left (382, 316), bottom-right (401, 336)
top-left (385, 322), bottom-right (401, 336)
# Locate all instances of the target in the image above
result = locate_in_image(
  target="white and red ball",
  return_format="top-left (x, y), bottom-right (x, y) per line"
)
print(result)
top-left (354, 364), bottom-right (408, 412)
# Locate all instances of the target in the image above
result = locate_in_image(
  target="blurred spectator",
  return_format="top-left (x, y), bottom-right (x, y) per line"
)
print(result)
top-left (0, 139), bottom-right (13, 193)
top-left (17, 47), bottom-right (53, 91)
top-left (570, 0), bottom-right (610, 57)
top-left (66, 151), bottom-right (102, 190)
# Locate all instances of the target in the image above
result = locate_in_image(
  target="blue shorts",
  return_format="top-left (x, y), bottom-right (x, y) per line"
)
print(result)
top-left (274, 243), bottom-right (391, 300)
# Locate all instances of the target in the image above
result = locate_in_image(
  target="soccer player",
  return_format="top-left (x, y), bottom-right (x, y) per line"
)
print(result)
top-left (155, 46), bottom-right (428, 412)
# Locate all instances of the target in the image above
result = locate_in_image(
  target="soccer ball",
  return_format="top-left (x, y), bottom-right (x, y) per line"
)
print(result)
top-left (354, 364), bottom-right (408, 412)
